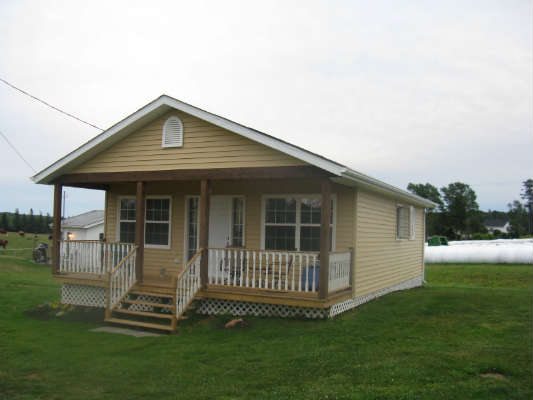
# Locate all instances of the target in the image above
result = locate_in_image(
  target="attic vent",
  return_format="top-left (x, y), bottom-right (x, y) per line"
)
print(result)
top-left (162, 116), bottom-right (183, 148)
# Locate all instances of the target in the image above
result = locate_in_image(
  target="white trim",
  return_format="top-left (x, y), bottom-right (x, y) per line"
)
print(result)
top-left (260, 194), bottom-right (336, 251)
top-left (162, 115), bottom-right (183, 148)
top-left (30, 95), bottom-right (436, 209)
top-left (183, 195), bottom-right (246, 266)
top-left (144, 195), bottom-right (172, 249)
top-left (184, 195), bottom-right (200, 266)
top-left (116, 195), bottom-right (172, 249)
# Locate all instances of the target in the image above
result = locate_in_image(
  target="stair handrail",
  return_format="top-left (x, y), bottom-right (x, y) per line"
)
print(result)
top-left (106, 245), bottom-right (138, 317)
top-left (173, 248), bottom-right (203, 322)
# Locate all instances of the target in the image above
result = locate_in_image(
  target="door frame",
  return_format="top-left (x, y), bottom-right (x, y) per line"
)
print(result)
top-left (184, 194), bottom-right (245, 266)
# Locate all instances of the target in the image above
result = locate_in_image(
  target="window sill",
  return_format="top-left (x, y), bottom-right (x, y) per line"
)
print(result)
top-left (145, 244), bottom-right (171, 250)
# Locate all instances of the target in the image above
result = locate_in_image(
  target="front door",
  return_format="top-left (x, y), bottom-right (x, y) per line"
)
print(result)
top-left (209, 196), bottom-right (232, 248)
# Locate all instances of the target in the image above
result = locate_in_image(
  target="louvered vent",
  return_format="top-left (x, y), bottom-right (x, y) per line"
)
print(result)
top-left (162, 116), bottom-right (183, 148)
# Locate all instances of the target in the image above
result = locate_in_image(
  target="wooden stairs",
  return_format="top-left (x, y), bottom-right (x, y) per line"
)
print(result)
top-left (105, 285), bottom-right (181, 332)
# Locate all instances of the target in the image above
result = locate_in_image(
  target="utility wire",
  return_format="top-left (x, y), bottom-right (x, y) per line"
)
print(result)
top-left (0, 77), bottom-right (104, 131)
top-left (0, 128), bottom-right (36, 172)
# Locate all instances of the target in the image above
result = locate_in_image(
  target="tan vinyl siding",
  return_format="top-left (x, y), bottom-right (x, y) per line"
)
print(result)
top-left (353, 189), bottom-right (424, 297)
top-left (72, 110), bottom-right (306, 173)
top-left (104, 180), bottom-right (354, 283)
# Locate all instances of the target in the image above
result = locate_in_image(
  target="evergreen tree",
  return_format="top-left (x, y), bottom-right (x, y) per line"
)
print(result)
top-left (13, 209), bottom-right (20, 231)
top-left (28, 208), bottom-right (36, 233)
top-left (1, 213), bottom-right (8, 231)
top-left (38, 212), bottom-right (45, 234)
top-left (20, 213), bottom-right (27, 232)
top-left (508, 200), bottom-right (529, 237)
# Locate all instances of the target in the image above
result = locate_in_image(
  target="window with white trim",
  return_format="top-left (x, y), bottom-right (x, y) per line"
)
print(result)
top-left (145, 198), bottom-right (171, 247)
top-left (263, 196), bottom-right (335, 251)
top-left (117, 197), bottom-right (172, 247)
top-left (231, 198), bottom-right (244, 247)
top-left (162, 116), bottom-right (183, 148)
top-left (119, 198), bottom-right (136, 243)
top-left (396, 204), bottom-right (415, 240)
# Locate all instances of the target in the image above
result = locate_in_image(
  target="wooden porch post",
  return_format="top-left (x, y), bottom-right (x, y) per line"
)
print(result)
top-left (319, 178), bottom-right (331, 299)
top-left (135, 181), bottom-right (145, 283)
top-left (199, 179), bottom-right (211, 289)
top-left (52, 184), bottom-right (63, 274)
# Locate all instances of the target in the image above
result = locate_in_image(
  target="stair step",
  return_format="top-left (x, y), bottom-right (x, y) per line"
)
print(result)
top-left (123, 299), bottom-right (173, 309)
top-left (113, 308), bottom-right (173, 319)
top-left (105, 317), bottom-right (174, 331)
top-left (130, 290), bottom-right (174, 299)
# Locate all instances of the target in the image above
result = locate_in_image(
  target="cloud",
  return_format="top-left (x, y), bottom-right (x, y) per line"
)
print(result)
top-left (0, 0), bottom-right (531, 215)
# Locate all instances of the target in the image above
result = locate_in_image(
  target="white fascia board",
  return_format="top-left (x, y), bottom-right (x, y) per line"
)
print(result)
top-left (32, 95), bottom-right (345, 184)
top-left (335, 170), bottom-right (437, 209)
top-left (159, 96), bottom-right (345, 175)
top-left (31, 96), bottom-right (171, 184)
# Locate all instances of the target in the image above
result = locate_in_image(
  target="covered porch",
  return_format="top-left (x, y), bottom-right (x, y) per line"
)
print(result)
top-left (50, 166), bottom-right (355, 329)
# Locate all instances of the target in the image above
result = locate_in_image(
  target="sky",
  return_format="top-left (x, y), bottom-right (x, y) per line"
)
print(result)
top-left (0, 0), bottom-right (531, 217)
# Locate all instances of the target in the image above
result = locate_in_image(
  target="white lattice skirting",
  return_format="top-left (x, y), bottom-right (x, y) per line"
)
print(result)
top-left (61, 284), bottom-right (106, 308)
top-left (328, 275), bottom-right (423, 317)
top-left (60, 275), bottom-right (423, 317)
top-left (197, 275), bottom-right (423, 319)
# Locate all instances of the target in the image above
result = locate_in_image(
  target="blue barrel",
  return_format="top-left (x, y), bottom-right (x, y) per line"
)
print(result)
top-left (301, 263), bottom-right (320, 291)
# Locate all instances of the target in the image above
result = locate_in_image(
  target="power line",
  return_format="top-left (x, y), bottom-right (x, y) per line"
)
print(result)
top-left (0, 128), bottom-right (36, 172)
top-left (0, 77), bottom-right (104, 131)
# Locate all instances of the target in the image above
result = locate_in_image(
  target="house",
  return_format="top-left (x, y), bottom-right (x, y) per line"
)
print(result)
top-left (484, 219), bottom-right (510, 234)
top-left (50, 210), bottom-right (104, 240)
top-left (32, 95), bottom-right (436, 331)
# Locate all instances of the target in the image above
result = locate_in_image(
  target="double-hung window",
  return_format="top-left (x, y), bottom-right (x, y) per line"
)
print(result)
top-left (118, 197), bottom-right (172, 248)
top-left (263, 196), bottom-right (335, 252)
top-left (396, 204), bottom-right (415, 240)
top-left (118, 198), bottom-right (136, 243)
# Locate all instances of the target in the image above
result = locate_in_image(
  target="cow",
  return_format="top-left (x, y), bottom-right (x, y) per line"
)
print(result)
top-left (0, 228), bottom-right (7, 234)
top-left (18, 231), bottom-right (25, 237)
top-left (0, 240), bottom-right (7, 249)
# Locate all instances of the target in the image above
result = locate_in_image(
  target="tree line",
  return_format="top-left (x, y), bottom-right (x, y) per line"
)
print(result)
top-left (0, 209), bottom-right (53, 234)
top-left (407, 179), bottom-right (533, 240)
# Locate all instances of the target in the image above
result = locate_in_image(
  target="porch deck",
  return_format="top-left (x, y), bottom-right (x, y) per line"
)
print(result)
top-left (55, 240), bottom-right (353, 330)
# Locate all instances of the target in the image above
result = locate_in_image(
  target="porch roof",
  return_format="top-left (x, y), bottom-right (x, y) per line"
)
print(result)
top-left (31, 95), bottom-right (436, 208)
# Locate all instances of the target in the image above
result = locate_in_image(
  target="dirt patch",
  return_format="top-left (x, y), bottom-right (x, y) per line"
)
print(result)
top-left (27, 373), bottom-right (39, 380)
top-left (480, 373), bottom-right (509, 382)
top-left (25, 302), bottom-right (104, 323)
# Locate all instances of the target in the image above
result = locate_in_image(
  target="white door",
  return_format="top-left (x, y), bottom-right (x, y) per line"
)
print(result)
top-left (209, 196), bottom-right (232, 248)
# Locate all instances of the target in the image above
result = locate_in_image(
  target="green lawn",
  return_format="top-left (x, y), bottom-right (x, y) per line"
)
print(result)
top-left (0, 232), bottom-right (51, 260)
top-left (0, 259), bottom-right (531, 400)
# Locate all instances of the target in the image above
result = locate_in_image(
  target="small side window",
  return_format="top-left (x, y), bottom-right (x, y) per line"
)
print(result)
top-left (162, 116), bottom-right (183, 148)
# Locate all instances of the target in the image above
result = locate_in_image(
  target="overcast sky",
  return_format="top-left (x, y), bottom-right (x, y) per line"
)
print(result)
top-left (0, 0), bottom-right (531, 217)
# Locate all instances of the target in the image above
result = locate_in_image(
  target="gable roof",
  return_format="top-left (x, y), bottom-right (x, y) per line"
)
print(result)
top-left (60, 210), bottom-right (104, 229)
top-left (31, 95), bottom-right (436, 208)
top-left (483, 219), bottom-right (509, 228)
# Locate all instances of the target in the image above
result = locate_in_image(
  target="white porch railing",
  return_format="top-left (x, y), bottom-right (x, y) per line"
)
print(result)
top-left (107, 246), bottom-right (138, 311)
top-left (208, 248), bottom-right (321, 292)
top-left (59, 240), bottom-right (134, 274)
top-left (175, 249), bottom-right (202, 317)
top-left (328, 250), bottom-right (352, 292)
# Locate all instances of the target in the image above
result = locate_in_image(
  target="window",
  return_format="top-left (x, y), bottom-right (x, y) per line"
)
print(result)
top-left (186, 197), bottom-right (199, 262)
top-left (117, 197), bottom-right (171, 247)
top-left (263, 196), bottom-right (335, 251)
top-left (119, 198), bottom-right (136, 243)
top-left (397, 205), bottom-right (415, 240)
top-left (162, 116), bottom-right (183, 148)
top-left (232, 198), bottom-right (244, 247)
top-left (145, 198), bottom-right (171, 247)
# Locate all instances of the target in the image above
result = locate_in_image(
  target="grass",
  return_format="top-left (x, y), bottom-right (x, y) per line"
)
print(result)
top-left (0, 259), bottom-right (531, 399)
top-left (0, 232), bottom-right (51, 260)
